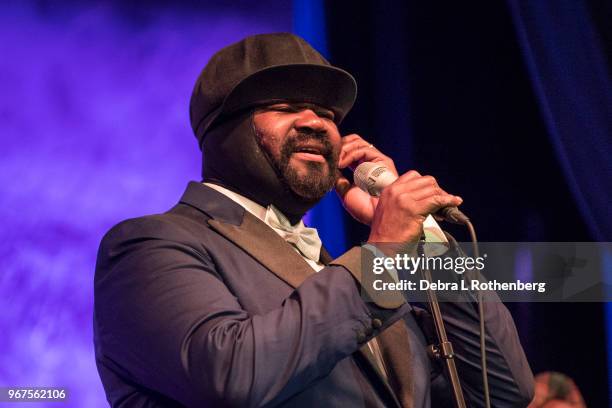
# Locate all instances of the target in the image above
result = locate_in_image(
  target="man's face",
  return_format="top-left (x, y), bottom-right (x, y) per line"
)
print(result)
top-left (252, 102), bottom-right (341, 201)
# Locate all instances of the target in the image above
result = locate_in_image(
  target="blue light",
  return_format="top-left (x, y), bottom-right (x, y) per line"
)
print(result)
top-left (293, 0), bottom-right (329, 58)
top-left (604, 248), bottom-right (612, 402)
top-left (293, 0), bottom-right (347, 257)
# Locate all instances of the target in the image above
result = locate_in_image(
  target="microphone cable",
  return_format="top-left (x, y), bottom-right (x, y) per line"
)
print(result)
top-left (352, 162), bottom-right (491, 406)
top-left (464, 219), bottom-right (491, 408)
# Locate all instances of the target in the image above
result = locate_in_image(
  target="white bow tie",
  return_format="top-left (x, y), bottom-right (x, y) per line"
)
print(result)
top-left (264, 205), bottom-right (322, 262)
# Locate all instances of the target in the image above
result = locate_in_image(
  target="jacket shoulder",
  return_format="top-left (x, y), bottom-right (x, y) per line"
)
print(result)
top-left (102, 204), bottom-right (210, 242)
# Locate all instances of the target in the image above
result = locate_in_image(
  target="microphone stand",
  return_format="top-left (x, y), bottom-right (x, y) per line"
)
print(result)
top-left (352, 163), bottom-right (489, 406)
top-left (418, 241), bottom-right (467, 408)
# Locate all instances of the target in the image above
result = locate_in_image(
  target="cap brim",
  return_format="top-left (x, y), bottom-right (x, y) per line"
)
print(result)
top-left (207, 64), bottom-right (356, 133)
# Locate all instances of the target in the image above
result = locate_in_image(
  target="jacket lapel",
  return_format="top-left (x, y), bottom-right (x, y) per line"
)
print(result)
top-left (208, 212), bottom-right (316, 288)
top-left (376, 322), bottom-right (414, 408)
top-left (179, 182), bottom-right (403, 407)
top-left (319, 245), bottom-right (333, 265)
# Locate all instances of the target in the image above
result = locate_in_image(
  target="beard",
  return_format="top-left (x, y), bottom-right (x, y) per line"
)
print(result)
top-left (256, 128), bottom-right (339, 202)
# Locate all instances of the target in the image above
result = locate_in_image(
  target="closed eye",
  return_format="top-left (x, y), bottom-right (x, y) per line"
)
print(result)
top-left (269, 104), bottom-right (295, 113)
top-left (266, 103), bottom-right (335, 121)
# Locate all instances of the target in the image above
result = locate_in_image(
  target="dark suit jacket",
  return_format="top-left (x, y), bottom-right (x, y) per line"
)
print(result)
top-left (94, 182), bottom-right (534, 407)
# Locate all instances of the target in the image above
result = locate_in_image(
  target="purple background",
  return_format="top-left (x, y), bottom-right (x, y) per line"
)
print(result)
top-left (4, 0), bottom-right (609, 405)
top-left (0, 2), bottom-right (291, 406)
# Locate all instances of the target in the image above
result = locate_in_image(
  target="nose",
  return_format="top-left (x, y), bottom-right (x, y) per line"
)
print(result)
top-left (293, 109), bottom-right (326, 132)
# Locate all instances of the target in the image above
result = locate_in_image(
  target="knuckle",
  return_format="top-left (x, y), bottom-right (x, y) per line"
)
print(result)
top-left (380, 188), bottom-right (394, 200)
top-left (396, 199), bottom-right (410, 210)
top-left (402, 200), bottom-right (415, 211)
top-left (423, 175), bottom-right (437, 185)
top-left (380, 156), bottom-right (392, 165)
top-left (387, 185), bottom-right (401, 199)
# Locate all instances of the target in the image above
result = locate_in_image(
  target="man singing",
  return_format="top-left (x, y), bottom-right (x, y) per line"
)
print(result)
top-left (94, 33), bottom-right (534, 407)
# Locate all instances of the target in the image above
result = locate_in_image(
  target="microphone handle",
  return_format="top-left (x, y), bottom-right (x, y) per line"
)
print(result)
top-left (352, 162), bottom-right (470, 225)
top-left (436, 206), bottom-right (470, 225)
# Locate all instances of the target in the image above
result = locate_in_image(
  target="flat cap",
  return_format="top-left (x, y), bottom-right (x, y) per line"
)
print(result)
top-left (189, 33), bottom-right (357, 147)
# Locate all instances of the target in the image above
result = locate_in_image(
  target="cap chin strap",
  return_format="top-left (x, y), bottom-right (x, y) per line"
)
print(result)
top-left (201, 110), bottom-right (321, 224)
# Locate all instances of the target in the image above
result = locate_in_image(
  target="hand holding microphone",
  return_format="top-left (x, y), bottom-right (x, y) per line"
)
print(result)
top-left (354, 162), bottom-right (469, 225)
top-left (335, 134), bottom-right (466, 244)
top-left (363, 166), bottom-right (464, 243)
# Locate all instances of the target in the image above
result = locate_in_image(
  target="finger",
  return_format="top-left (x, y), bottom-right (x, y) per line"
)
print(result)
top-left (396, 190), bottom-right (462, 212)
top-left (416, 193), bottom-right (464, 211)
top-left (339, 139), bottom-right (371, 158)
top-left (341, 133), bottom-right (367, 144)
top-left (406, 186), bottom-right (445, 201)
top-left (338, 145), bottom-right (391, 169)
top-left (384, 180), bottom-right (439, 199)
top-left (339, 148), bottom-right (382, 169)
top-left (393, 170), bottom-right (422, 183)
top-left (334, 172), bottom-right (352, 199)
top-left (339, 140), bottom-right (375, 162)
top-left (342, 183), bottom-right (377, 205)
top-left (394, 175), bottom-right (441, 192)
top-left (341, 136), bottom-right (372, 149)
top-left (400, 176), bottom-right (462, 202)
top-left (413, 190), bottom-right (463, 205)
top-left (340, 136), bottom-right (377, 154)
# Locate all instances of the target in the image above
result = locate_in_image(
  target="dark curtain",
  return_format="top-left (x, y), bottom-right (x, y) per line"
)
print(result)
top-left (506, 0), bottom-right (612, 242)
top-left (325, 0), bottom-right (610, 405)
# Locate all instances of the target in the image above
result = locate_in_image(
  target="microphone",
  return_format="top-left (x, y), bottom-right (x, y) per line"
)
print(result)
top-left (353, 162), bottom-right (470, 225)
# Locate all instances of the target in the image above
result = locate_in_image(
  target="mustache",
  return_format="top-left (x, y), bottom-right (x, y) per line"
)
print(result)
top-left (282, 130), bottom-right (335, 158)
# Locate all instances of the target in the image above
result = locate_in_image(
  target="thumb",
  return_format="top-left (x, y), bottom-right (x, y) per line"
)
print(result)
top-left (334, 170), bottom-right (352, 200)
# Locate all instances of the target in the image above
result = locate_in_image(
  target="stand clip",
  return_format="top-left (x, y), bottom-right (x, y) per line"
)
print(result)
top-left (428, 341), bottom-right (455, 360)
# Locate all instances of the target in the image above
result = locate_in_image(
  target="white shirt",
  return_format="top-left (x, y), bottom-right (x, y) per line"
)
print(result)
top-left (203, 182), bottom-right (449, 270)
top-left (203, 182), bottom-right (326, 271)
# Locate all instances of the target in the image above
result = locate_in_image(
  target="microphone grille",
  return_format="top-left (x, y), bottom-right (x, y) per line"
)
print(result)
top-left (354, 162), bottom-right (385, 193)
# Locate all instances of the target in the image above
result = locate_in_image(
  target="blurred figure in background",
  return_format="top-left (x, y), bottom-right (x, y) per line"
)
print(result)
top-left (528, 372), bottom-right (586, 408)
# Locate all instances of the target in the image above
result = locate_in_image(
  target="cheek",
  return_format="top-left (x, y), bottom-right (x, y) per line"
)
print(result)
top-left (258, 132), bottom-right (278, 153)
top-left (254, 118), bottom-right (284, 156)
top-left (327, 127), bottom-right (342, 154)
